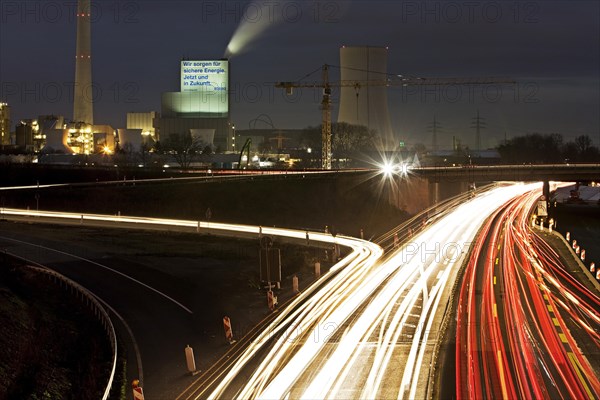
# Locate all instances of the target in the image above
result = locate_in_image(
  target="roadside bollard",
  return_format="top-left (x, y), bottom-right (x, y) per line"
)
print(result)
top-left (267, 290), bottom-right (276, 311)
top-left (566, 232), bottom-right (570, 242)
top-left (394, 233), bottom-right (399, 248)
top-left (292, 275), bottom-right (299, 294)
top-left (314, 261), bottom-right (321, 278)
top-left (591, 262), bottom-right (596, 273)
top-left (185, 345), bottom-right (198, 375)
top-left (576, 246), bottom-right (580, 255)
top-left (360, 229), bottom-right (364, 240)
top-left (572, 239), bottom-right (577, 250)
top-left (596, 269), bottom-right (600, 280)
top-left (132, 379), bottom-right (145, 400)
top-left (581, 250), bottom-right (586, 262)
top-left (223, 316), bottom-right (234, 344)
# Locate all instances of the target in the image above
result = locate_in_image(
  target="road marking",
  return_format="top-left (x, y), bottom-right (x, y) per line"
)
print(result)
top-left (0, 236), bottom-right (193, 314)
top-left (495, 258), bottom-right (499, 265)
top-left (497, 350), bottom-right (509, 400)
top-left (543, 294), bottom-right (548, 300)
top-left (547, 305), bottom-right (553, 312)
top-left (494, 276), bottom-right (496, 285)
top-left (552, 318), bottom-right (560, 327)
top-left (498, 244), bottom-right (501, 250)
top-left (493, 303), bottom-right (497, 318)
top-left (93, 290), bottom-right (145, 385)
top-left (568, 352), bottom-right (595, 400)
top-left (559, 333), bottom-right (568, 343)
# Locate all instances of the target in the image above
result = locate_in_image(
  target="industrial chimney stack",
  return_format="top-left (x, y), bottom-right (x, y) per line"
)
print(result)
top-left (73, 0), bottom-right (93, 125)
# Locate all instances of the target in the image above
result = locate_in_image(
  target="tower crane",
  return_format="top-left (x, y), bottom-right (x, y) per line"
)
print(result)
top-left (276, 64), bottom-right (515, 170)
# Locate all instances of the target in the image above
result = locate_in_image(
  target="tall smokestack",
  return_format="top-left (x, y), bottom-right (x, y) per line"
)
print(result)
top-left (73, 0), bottom-right (93, 125)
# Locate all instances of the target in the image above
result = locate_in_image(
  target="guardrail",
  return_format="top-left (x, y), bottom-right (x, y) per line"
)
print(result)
top-left (0, 168), bottom-right (373, 192)
top-left (12, 259), bottom-right (118, 400)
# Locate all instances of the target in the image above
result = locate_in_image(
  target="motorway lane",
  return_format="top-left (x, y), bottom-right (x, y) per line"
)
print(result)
top-left (0, 211), bottom-right (378, 399)
top-left (202, 183), bottom-right (542, 400)
top-left (456, 190), bottom-right (600, 399)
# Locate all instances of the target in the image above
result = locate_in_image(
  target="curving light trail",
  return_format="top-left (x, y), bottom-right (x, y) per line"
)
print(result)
top-left (456, 188), bottom-right (600, 400)
top-left (205, 183), bottom-right (542, 399)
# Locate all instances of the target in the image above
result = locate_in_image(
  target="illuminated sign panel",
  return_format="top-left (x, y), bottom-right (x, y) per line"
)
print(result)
top-left (180, 60), bottom-right (228, 114)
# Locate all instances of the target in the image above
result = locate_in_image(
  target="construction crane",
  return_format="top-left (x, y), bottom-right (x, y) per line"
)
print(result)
top-left (269, 131), bottom-right (291, 150)
top-left (276, 65), bottom-right (515, 170)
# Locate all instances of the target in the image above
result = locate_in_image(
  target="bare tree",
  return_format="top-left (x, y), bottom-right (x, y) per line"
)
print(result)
top-left (574, 135), bottom-right (593, 154)
top-left (333, 122), bottom-right (377, 167)
top-left (163, 133), bottom-right (205, 169)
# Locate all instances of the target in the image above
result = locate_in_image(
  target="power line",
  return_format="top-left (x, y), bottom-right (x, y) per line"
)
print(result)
top-left (471, 109), bottom-right (486, 151)
top-left (427, 115), bottom-right (442, 152)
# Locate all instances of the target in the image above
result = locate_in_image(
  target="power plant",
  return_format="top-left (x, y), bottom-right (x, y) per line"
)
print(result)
top-left (337, 46), bottom-right (394, 147)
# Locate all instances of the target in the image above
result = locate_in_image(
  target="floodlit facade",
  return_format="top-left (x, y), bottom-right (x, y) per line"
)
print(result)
top-left (156, 59), bottom-right (234, 152)
top-left (337, 46), bottom-right (394, 148)
top-left (127, 111), bottom-right (159, 141)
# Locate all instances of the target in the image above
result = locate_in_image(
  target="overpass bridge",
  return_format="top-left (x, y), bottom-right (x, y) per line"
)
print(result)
top-left (411, 164), bottom-right (600, 183)
top-left (1, 163), bottom-right (599, 218)
top-left (403, 163), bottom-right (600, 209)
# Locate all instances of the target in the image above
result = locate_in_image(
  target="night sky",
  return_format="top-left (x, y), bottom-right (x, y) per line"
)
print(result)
top-left (1, 0), bottom-right (598, 149)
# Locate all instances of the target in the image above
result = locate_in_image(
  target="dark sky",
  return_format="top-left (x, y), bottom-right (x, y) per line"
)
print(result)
top-left (1, 0), bottom-right (598, 149)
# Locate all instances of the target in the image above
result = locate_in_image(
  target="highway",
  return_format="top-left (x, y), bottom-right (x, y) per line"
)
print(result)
top-left (456, 189), bottom-right (600, 399)
top-left (4, 181), bottom-right (597, 399)
top-left (182, 183), bottom-right (542, 399)
top-left (0, 208), bottom-right (381, 398)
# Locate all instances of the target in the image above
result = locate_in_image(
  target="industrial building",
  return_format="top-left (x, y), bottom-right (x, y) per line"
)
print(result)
top-left (15, 116), bottom-right (64, 152)
top-left (155, 59), bottom-right (235, 152)
top-left (0, 103), bottom-right (11, 145)
top-left (15, 122), bottom-right (33, 150)
top-left (127, 111), bottom-right (159, 142)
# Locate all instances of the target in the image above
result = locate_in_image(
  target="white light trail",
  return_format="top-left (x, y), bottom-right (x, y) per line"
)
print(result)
top-left (0, 183), bottom-right (544, 399)
top-left (206, 182), bottom-right (542, 399)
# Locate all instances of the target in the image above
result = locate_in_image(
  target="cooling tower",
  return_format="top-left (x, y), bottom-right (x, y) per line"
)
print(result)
top-left (117, 129), bottom-right (143, 151)
top-left (337, 46), bottom-right (393, 148)
top-left (73, 0), bottom-right (93, 125)
top-left (190, 129), bottom-right (215, 146)
top-left (41, 129), bottom-right (74, 154)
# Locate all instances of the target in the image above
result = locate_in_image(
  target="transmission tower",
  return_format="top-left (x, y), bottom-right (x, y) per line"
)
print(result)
top-left (428, 115), bottom-right (442, 152)
top-left (471, 110), bottom-right (486, 151)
